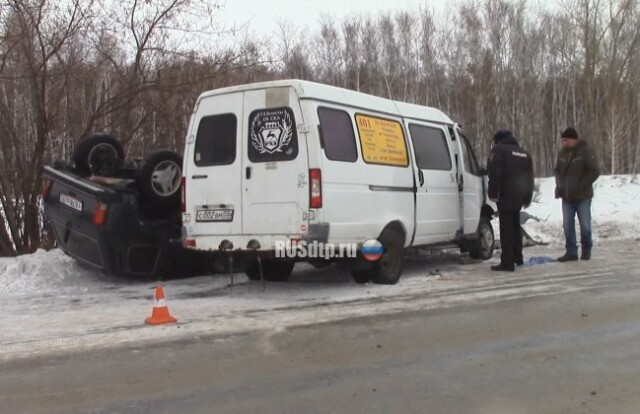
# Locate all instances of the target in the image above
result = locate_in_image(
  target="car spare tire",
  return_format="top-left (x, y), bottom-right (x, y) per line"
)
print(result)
top-left (136, 150), bottom-right (183, 217)
top-left (73, 134), bottom-right (125, 176)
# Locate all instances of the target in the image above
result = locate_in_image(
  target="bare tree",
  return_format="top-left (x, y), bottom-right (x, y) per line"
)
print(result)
top-left (0, 0), bottom-right (91, 255)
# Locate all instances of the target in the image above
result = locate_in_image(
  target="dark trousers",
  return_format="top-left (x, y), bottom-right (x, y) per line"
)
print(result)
top-left (499, 209), bottom-right (522, 268)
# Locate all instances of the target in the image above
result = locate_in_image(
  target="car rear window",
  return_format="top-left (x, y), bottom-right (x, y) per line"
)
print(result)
top-left (194, 114), bottom-right (237, 166)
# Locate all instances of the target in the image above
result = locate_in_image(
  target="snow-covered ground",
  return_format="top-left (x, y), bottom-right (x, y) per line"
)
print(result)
top-left (0, 175), bottom-right (638, 360)
top-left (522, 175), bottom-right (640, 245)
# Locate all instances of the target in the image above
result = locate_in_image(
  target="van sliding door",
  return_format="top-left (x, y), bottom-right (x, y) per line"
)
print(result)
top-left (406, 121), bottom-right (460, 244)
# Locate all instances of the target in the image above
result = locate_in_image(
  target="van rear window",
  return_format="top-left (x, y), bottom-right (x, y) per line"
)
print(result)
top-left (248, 107), bottom-right (298, 162)
top-left (194, 114), bottom-right (237, 166)
top-left (318, 107), bottom-right (358, 162)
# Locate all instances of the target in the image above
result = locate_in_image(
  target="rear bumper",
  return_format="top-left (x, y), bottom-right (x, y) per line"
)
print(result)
top-left (46, 196), bottom-right (211, 278)
top-left (47, 211), bottom-right (179, 277)
top-left (184, 223), bottom-right (330, 251)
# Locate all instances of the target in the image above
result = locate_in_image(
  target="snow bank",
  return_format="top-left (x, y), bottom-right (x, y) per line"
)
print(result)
top-left (523, 174), bottom-right (640, 245)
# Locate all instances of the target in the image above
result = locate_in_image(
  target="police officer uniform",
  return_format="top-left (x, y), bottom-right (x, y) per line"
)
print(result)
top-left (487, 130), bottom-right (535, 271)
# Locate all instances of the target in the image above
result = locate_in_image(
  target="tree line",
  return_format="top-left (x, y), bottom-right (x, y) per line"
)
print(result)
top-left (1, 0), bottom-right (639, 255)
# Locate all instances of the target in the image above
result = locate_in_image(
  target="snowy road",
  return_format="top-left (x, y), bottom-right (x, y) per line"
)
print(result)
top-left (2, 239), bottom-right (640, 413)
top-left (2, 175), bottom-right (638, 361)
top-left (1, 238), bottom-right (639, 362)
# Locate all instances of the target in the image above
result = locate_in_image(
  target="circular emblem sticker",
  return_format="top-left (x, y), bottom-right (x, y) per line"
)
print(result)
top-left (362, 239), bottom-right (383, 261)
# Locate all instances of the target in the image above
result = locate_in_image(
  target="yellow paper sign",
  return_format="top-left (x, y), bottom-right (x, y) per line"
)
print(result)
top-left (355, 114), bottom-right (408, 167)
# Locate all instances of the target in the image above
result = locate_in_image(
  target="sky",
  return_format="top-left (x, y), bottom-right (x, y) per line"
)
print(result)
top-left (216, 0), bottom-right (450, 38)
top-left (2, 174), bottom-right (638, 359)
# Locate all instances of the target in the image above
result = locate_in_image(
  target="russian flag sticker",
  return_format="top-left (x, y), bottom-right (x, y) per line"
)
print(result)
top-left (362, 239), bottom-right (383, 261)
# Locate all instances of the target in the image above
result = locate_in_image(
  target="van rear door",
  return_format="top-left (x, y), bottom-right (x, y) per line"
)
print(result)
top-left (242, 88), bottom-right (309, 235)
top-left (187, 92), bottom-right (244, 236)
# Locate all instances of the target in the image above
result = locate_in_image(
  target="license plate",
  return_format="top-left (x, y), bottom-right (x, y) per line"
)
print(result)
top-left (59, 194), bottom-right (83, 212)
top-left (196, 208), bottom-right (234, 222)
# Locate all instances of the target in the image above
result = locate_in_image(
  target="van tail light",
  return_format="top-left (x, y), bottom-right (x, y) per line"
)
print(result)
top-left (93, 203), bottom-right (108, 226)
top-left (309, 169), bottom-right (322, 208)
top-left (180, 177), bottom-right (186, 213)
top-left (42, 178), bottom-right (53, 200)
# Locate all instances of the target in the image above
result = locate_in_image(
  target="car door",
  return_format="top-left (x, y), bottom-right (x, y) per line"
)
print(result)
top-left (455, 129), bottom-right (485, 233)
top-left (406, 121), bottom-right (461, 245)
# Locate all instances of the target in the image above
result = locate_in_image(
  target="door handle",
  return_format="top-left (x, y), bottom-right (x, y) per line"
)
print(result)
top-left (246, 166), bottom-right (252, 179)
top-left (418, 170), bottom-right (424, 187)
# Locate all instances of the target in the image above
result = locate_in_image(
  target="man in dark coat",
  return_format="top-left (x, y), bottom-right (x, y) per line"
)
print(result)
top-left (554, 127), bottom-right (600, 261)
top-left (487, 129), bottom-right (535, 271)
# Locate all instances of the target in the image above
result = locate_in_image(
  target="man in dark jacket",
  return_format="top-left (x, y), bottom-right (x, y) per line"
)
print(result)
top-left (554, 127), bottom-right (600, 261)
top-left (487, 129), bottom-right (534, 271)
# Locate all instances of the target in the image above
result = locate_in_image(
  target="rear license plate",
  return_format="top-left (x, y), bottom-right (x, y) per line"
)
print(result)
top-left (196, 208), bottom-right (234, 222)
top-left (59, 194), bottom-right (83, 212)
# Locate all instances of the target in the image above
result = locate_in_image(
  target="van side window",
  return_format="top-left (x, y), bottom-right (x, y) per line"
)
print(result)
top-left (460, 133), bottom-right (481, 175)
top-left (248, 107), bottom-right (298, 162)
top-left (409, 124), bottom-right (452, 170)
top-left (317, 107), bottom-right (358, 162)
top-left (194, 113), bottom-right (237, 166)
top-left (355, 114), bottom-right (409, 167)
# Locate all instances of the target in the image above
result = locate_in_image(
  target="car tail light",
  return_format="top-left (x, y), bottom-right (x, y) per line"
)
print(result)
top-left (184, 238), bottom-right (196, 248)
top-left (181, 177), bottom-right (186, 213)
top-left (309, 169), bottom-right (322, 208)
top-left (42, 178), bottom-right (53, 200)
top-left (93, 203), bottom-right (108, 226)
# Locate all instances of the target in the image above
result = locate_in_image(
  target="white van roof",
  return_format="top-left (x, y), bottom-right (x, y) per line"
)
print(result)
top-left (197, 79), bottom-right (454, 125)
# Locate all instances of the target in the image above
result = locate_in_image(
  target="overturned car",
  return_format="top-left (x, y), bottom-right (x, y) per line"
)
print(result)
top-left (42, 134), bottom-right (215, 278)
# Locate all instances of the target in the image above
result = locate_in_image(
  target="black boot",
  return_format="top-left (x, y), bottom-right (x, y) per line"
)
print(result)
top-left (557, 253), bottom-right (578, 262)
top-left (581, 250), bottom-right (591, 260)
top-left (491, 264), bottom-right (515, 272)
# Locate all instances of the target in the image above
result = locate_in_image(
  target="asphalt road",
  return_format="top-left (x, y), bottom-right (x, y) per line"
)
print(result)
top-left (3, 240), bottom-right (640, 413)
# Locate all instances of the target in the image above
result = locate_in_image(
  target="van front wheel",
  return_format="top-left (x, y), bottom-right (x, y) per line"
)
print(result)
top-left (370, 228), bottom-right (405, 285)
top-left (469, 217), bottom-right (494, 260)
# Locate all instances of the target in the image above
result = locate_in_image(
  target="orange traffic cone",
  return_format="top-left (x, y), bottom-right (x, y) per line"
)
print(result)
top-left (145, 285), bottom-right (177, 325)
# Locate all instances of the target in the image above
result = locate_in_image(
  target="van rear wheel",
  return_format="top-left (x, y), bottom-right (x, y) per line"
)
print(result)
top-left (350, 269), bottom-right (370, 284)
top-left (369, 228), bottom-right (405, 285)
top-left (469, 217), bottom-right (494, 260)
top-left (245, 259), bottom-right (295, 282)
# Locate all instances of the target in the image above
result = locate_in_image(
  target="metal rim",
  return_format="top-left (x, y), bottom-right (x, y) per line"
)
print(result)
top-left (150, 160), bottom-right (181, 196)
top-left (480, 223), bottom-right (494, 256)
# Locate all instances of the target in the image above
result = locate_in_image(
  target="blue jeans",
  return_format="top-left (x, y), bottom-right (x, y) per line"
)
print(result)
top-left (562, 199), bottom-right (593, 256)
